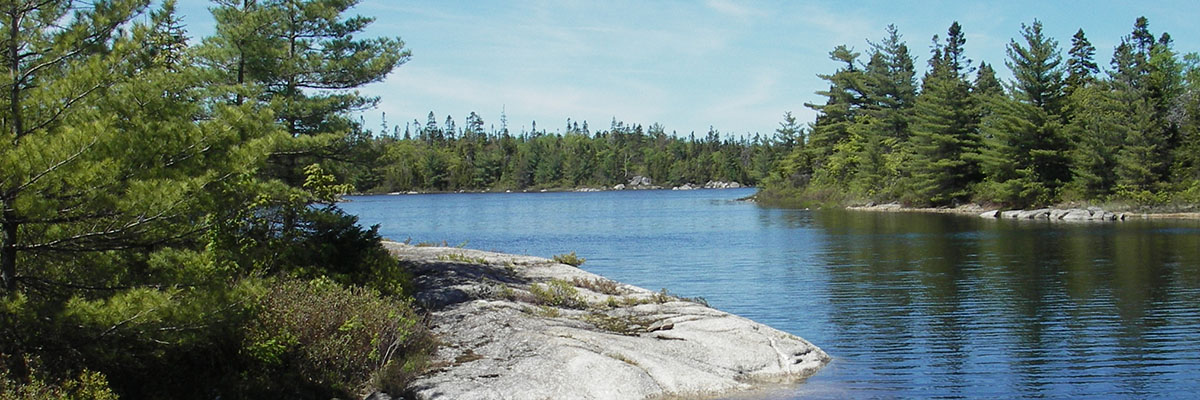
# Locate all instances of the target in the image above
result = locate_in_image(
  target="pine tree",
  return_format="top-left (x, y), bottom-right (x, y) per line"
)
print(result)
top-left (804, 45), bottom-right (866, 177)
top-left (202, 0), bottom-right (411, 185)
top-left (1066, 84), bottom-right (1127, 197)
top-left (1006, 20), bottom-right (1066, 116)
top-left (978, 20), bottom-right (1071, 206)
top-left (902, 22), bottom-right (979, 206)
top-left (1, 0), bottom-right (280, 386)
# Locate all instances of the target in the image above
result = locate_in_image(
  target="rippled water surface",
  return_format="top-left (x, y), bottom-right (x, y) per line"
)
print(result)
top-left (342, 189), bottom-right (1200, 399)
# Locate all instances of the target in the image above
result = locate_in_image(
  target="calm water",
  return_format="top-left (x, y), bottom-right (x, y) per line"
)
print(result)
top-left (341, 189), bottom-right (1200, 399)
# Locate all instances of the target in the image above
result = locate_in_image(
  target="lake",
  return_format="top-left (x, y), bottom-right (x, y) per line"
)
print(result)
top-left (341, 189), bottom-right (1200, 399)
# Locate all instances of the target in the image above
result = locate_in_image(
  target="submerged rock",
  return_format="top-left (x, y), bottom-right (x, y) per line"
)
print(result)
top-left (383, 243), bottom-right (829, 400)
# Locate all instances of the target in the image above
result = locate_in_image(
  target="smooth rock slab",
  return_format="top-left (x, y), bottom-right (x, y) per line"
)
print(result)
top-left (384, 243), bottom-right (829, 400)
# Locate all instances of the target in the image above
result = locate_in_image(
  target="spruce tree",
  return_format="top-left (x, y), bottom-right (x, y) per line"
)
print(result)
top-left (1064, 29), bottom-right (1099, 97)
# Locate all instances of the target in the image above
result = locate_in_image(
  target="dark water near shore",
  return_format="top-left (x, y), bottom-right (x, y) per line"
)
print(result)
top-left (342, 189), bottom-right (1200, 399)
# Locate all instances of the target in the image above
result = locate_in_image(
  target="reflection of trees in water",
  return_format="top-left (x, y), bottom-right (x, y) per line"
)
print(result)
top-left (807, 210), bottom-right (1200, 396)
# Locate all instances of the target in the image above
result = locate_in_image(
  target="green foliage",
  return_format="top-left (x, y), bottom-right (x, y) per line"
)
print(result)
top-left (529, 279), bottom-right (586, 309)
top-left (437, 253), bottom-right (488, 264)
top-left (553, 252), bottom-right (586, 267)
top-left (243, 278), bottom-right (432, 399)
top-left (765, 18), bottom-right (1200, 209)
top-left (363, 119), bottom-right (778, 192)
top-left (0, 364), bottom-right (116, 400)
top-left (1, 1), bottom-right (428, 399)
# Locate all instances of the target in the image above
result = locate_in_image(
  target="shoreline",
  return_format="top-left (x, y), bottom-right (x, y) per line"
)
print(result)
top-left (349, 180), bottom-right (752, 197)
top-left (384, 242), bottom-right (829, 400)
top-left (844, 202), bottom-right (1200, 220)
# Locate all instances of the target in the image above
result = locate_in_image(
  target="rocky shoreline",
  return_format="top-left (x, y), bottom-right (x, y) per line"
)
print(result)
top-left (382, 243), bottom-right (828, 400)
top-left (847, 202), bottom-right (1200, 221)
top-left (368, 176), bottom-right (747, 196)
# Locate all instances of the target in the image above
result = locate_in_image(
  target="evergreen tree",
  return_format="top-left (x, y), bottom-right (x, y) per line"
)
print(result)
top-left (1065, 29), bottom-right (1099, 97)
top-left (978, 20), bottom-right (1071, 206)
top-left (1111, 17), bottom-right (1180, 190)
top-left (973, 62), bottom-right (1004, 97)
top-left (202, 0), bottom-right (411, 185)
top-left (1066, 84), bottom-right (1127, 197)
top-left (1006, 20), bottom-right (1066, 116)
top-left (903, 22), bottom-right (979, 205)
top-left (804, 45), bottom-right (866, 176)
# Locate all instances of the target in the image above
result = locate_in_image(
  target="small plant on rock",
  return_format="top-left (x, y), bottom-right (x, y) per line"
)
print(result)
top-left (553, 252), bottom-right (586, 266)
top-left (529, 279), bottom-right (586, 309)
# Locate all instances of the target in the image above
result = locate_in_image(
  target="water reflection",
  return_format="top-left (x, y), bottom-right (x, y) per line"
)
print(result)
top-left (802, 210), bottom-right (1200, 398)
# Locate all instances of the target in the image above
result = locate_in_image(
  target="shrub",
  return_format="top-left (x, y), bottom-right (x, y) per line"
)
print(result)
top-left (437, 253), bottom-right (488, 264)
top-left (571, 277), bottom-right (623, 295)
top-left (553, 252), bottom-right (586, 267)
top-left (528, 279), bottom-right (586, 309)
top-left (244, 278), bottom-right (433, 398)
top-left (0, 363), bottom-right (116, 400)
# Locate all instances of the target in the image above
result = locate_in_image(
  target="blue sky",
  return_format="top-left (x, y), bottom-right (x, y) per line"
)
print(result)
top-left (173, 0), bottom-right (1200, 137)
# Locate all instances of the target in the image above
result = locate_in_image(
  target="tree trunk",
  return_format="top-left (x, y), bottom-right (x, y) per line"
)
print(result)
top-left (1, 217), bottom-right (16, 294)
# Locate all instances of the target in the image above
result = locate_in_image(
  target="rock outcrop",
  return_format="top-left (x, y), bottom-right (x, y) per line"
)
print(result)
top-left (383, 243), bottom-right (829, 400)
top-left (980, 207), bottom-right (1126, 221)
top-left (704, 180), bottom-right (743, 189)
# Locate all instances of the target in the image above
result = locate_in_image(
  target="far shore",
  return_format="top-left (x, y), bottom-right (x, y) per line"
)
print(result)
top-left (349, 184), bottom-right (754, 197)
top-left (844, 202), bottom-right (1200, 220)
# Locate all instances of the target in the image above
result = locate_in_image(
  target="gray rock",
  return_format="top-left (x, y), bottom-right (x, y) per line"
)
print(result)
top-left (1001, 210), bottom-right (1023, 219)
top-left (1049, 209), bottom-right (1071, 220)
top-left (629, 175), bottom-right (653, 187)
top-left (383, 243), bottom-right (828, 400)
top-left (1018, 209), bottom-right (1051, 219)
top-left (1061, 209), bottom-right (1093, 221)
top-left (980, 210), bottom-right (1000, 219)
top-left (613, 183), bottom-right (626, 190)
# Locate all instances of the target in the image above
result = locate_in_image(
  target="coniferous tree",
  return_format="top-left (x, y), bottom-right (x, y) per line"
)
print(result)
top-left (1065, 29), bottom-right (1099, 97)
top-left (804, 45), bottom-right (866, 177)
top-left (903, 22), bottom-right (979, 205)
top-left (979, 20), bottom-right (1071, 206)
top-left (1111, 17), bottom-right (1180, 190)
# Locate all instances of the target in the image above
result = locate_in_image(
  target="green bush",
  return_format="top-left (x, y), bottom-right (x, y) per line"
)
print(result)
top-left (552, 252), bottom-right (586, 267)
top-left (0, 362), bottom-right (116, 400)
top-left (243, 278), bottom-right (433, 399)
top-left (528, 279), bottom-right (586, 309)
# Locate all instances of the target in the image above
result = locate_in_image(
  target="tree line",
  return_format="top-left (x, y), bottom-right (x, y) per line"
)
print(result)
top-left (344, 114), bottom-right (798, 192)
top-left (761, 18), bottom-right (1200, 209)
top-left (1, 1), bottom-right (431, 398)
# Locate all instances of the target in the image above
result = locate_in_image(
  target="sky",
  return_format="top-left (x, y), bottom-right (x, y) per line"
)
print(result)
top-left (173, 0), bottom-right (1200, 138)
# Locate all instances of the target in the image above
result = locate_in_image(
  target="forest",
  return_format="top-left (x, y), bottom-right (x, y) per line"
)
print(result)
top-left (346, 115), bottom-right (796, 192)
top-left (759, 19), bottom-right (1200, 210)
top-left (1, 1), bottom-right (433, 398)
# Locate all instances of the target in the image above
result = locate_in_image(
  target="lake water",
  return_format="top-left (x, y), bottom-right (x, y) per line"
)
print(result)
top-left (341, 189), bottom-right (1200, 399)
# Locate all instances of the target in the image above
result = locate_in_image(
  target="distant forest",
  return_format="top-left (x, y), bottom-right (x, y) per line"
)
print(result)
top-left (343, 114), bottom-right (796, 192)
top-left (758, 18), bottom-right (1200, 209)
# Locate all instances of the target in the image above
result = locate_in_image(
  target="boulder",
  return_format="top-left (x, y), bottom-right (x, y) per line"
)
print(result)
top-left (1018, 209), bottom-right (1051, 219)
top-left (613, 183), bottom-right (626, 190)
top-left (628, 175), bottom-right (653, 187)
top-left (1000, 210), bottom-right (1023, 219)
top-left (1061, 209), bottom-right (1093, 221)
top-left (980, 210), bottom-right (1000, 219)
